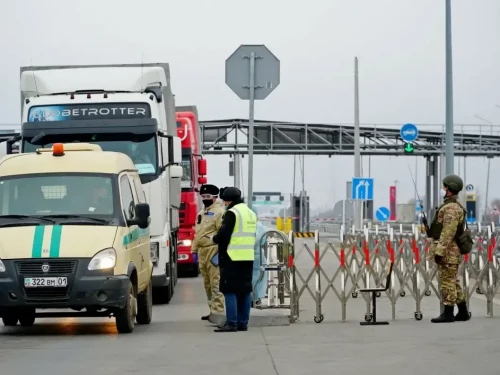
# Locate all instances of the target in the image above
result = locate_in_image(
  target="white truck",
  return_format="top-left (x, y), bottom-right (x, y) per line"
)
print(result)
top-left (12, 63), bottom-right (183, 304)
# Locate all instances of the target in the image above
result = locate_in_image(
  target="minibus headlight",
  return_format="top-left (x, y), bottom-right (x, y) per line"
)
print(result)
top-left (88, 248), bottom-right (116, 270)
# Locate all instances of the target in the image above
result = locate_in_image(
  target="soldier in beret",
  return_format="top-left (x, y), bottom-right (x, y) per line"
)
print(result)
top-left (192, 184), bottom-right (226, 326)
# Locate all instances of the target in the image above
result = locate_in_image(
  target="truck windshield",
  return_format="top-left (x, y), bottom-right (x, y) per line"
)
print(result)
top-left (22, 133), bottom-right (157, 175)
top-left (180, 156), bottom-right (192, 189)
top-left (0, 174), bottom-right (117, 219)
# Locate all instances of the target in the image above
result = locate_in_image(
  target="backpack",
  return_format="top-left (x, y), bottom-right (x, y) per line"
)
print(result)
top-left (454, 209), bottom-right (474, 255)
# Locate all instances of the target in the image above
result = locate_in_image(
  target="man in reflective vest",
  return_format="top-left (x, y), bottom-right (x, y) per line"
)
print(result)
top-left (210, 187), bottom-right (257, 332)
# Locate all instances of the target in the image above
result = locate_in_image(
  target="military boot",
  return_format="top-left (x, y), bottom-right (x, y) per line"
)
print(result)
top-left (454, 301), bottom-right (471, 321)
top-left (201, 314), bottom-right (210, 321)
top-left (431, 305), bottom-right (455, 323)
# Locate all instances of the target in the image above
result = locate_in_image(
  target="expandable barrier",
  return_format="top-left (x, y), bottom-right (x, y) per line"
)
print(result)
top-left (288, 225), bottom-right (500, 323)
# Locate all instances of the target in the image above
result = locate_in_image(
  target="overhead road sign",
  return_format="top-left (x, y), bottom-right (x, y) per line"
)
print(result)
top-left (351, 178), bottom-right (374, 200)
top-left (400, 123), bottom-right (419, 143)
top-left (403, 142), bottom-right (415, 154)
top-left (375, 207), bottom-right (390, 222)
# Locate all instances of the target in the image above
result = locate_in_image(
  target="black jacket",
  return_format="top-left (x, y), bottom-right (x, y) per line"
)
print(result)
top-left (213, 199), bottom-right (254, 294)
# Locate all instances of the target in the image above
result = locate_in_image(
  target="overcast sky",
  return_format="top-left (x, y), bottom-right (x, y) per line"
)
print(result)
top-left (1, 0), bottom-right (500, 215)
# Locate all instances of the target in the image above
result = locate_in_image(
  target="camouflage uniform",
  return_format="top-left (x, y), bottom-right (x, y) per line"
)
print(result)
top-left (431, 197), bottom-right (465, 306)
top-left (429, 174), bottom-right (470, 323)
top-left (192, 201), bottom-right (225, 318)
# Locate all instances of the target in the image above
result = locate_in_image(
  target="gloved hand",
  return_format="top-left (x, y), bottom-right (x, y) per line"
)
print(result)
top-left (434, 254), bottom-right (443, 265)
top-left (192, 252), bottom-right (198, 263)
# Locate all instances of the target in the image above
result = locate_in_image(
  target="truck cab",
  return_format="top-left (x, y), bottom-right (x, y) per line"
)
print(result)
top-left (0, 143), bottom-right (153, 333)
top-left (16, 64), bottom-right (183, 304)
top-left (175, 109), bottom-right (207, 276)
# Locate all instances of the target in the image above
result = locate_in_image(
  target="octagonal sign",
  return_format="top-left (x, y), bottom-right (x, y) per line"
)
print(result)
top-left (225, 44), bottom-right (280, 100)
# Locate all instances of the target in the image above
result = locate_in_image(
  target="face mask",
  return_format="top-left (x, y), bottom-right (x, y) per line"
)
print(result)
top-left (440, 188), bottom-right (447, 198)
top-left (202, 199), bottom-right (213, 208)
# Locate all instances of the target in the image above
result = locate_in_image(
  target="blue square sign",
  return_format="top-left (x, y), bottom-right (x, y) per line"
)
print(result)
top-left (351, 178), bottom-right (374, 200)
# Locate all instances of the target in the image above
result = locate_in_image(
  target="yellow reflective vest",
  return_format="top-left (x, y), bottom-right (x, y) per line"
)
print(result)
top-left (227, 203), bottom-right (257, 261)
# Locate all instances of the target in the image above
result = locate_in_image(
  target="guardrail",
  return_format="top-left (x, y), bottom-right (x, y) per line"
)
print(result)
top-left (309, 222), bottom-right (496, 241)
top-left (309, 222), bottom-right (343, 238)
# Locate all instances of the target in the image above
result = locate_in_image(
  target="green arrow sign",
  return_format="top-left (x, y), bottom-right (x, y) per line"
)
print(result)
top-left (403, 142), bottom-right (414, 154)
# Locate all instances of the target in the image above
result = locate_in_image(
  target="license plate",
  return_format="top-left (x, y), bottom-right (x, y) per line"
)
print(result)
top-left (24, 277), bottom-right (68, 288)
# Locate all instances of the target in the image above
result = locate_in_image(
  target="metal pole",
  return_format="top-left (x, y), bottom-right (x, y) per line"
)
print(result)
top-left (462, 156), bottom-right (467, 207)
top-left (445, 0), bottom-right (455, 174)
top-left (484, 158), bottom-right (491, 219)
top-left (473, 116), bottom-right (493, 219)
top-left (342, 199), bottom-right (346, 230)
top-left (247, 52), bottom-right (256, 210)
top-left (300, 155), bottom-right (305, 232)
top-left (432, 155), bottom-right (439, 216)
top-left (414, 157), bottom-right (418, 214)
top-left (425, 156), bottom-right (432, 220)
top-left (234, 153), bottom-right (241, 189)
top-left (354, 57), bottom-right (361, 229)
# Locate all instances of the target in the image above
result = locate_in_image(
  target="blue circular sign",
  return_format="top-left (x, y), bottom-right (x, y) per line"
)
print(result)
top-left (400, 123), bottom-right (419, 142)
top-left (375, 207), bottom-right (390, 222)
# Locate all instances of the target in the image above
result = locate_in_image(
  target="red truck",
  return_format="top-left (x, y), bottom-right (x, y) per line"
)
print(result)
top-left (176, 106), bottom-right (207, 277)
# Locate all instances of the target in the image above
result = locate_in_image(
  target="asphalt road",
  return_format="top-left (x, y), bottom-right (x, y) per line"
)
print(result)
top-left (2, 249), bottom-right (500, 374)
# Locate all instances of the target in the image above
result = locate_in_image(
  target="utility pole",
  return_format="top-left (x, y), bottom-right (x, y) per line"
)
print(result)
top-left (354, 57), bottom-right (361, 229)
top-left (445, 0), bottom-right (455, 175)
top-left (247, 52), bottom-right (256, 210)
top-left (474, 114), bottom-right (493, 219)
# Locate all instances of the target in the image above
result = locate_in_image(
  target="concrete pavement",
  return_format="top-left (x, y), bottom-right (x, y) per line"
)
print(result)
top-left (2, 254), bottom-right (500, 374)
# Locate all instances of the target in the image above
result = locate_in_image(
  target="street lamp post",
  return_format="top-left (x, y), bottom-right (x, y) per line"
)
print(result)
top-left (445, 0), bottom-right (454, 175)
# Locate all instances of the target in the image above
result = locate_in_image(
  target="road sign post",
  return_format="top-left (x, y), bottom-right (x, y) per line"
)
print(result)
top-left (225, 45), bottom-right (281, 209)
top-left (375, 206), bottom-right (390, 222)
top-left (351, 177), bottom-right (374, 200)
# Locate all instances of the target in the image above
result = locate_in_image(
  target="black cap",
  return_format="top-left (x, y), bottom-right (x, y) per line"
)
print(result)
top-left (200, 184), bottom-right (219, 196)
top-left (221, 187), bottom-right (241, 201)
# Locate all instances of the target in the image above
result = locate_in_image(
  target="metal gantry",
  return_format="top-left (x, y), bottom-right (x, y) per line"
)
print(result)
top-left (200, 119), bottom-right (500, 157)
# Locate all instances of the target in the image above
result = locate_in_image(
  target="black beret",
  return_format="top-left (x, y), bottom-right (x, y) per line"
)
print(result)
top-left (221, 187), bottom-right (241, 201)
top-left (200, 184), bottom-right (219, 195)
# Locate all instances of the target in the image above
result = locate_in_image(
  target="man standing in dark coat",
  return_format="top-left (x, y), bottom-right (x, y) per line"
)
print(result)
top-left (210, 187), bottom-right (257, 332)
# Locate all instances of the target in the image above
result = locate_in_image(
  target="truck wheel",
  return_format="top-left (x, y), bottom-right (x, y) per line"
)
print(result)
top-left (136, 279), bottom-right (153, 325)
top-left (2, 309), bottom-right (18, 326)
top-left (19, 308), bottom-right (36, 327)
top-left (115, 280), bottom-right (137, 334)
top-left (189, 264), bottom-right (200, 278)
top-left (155, 284), bottom-right (172, 305)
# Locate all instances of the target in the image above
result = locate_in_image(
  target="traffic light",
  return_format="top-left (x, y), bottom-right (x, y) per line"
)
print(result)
top-left (403, 142), bottom-right (414, 154)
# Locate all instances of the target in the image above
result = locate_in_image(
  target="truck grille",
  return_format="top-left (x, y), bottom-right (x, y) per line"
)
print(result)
top-left (179, 203), bottom-right (186, 225)
top-left (24, 287), bottom-right (70, 301)
top-left (15, 260), bottom-right (77, 276)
